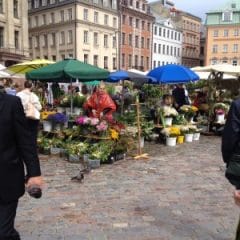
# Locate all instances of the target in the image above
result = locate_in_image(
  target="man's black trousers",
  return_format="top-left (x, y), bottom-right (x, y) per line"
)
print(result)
top-left (0, 199), bottom-right (20, 240)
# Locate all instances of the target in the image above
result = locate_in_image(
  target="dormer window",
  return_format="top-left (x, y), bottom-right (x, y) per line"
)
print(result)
top-left (222, 11), bottom-right (233, 22)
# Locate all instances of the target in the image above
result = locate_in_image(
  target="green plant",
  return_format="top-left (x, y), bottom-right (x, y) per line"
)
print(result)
top-left (73, 95), bottom-right (86, 108)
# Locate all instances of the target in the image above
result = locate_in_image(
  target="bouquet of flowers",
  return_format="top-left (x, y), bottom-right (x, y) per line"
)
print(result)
top-left (156, 106), bottom-right (178, 118)
top-left (47, 112), bottom-right (68, 124)
top-left (180, 105), bottom-right (198, 120)
top-left (213, 102), bottom-right (229, 115)
top-left (161, 126), bottom-right (181, 138)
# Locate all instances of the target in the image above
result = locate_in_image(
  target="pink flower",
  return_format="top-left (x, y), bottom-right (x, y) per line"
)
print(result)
top-left (96, 121), bottom-right (108, 131)
top-left (215, 109), bottom-right (225, 115)
top-left (90, 118), bottom-right (99, 126)
top-left (76, 116), bottom-right (85, 125)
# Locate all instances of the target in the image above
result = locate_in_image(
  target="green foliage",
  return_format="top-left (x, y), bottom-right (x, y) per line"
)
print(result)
top-left (141, 85), bottom-right (163, 98)
top-left (106, 84), bottom-right (116, 96)
top-left (73, 95), bottom-right (86, 108)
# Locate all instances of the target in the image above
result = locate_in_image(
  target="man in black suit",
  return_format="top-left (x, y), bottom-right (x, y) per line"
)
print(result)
top-left (0, 91), bottom-right (42, 240)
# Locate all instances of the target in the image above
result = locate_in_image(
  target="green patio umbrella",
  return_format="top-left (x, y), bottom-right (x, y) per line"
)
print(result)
top-left (26, 58), bottom-right (109, 82)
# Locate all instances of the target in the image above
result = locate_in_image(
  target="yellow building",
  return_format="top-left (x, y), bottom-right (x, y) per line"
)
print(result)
top-left (205, 1), bottom-right (240, 66)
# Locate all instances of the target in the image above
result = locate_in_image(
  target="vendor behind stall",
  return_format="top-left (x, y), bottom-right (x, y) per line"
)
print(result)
top-left (83, 82), bottom-right (116, 122)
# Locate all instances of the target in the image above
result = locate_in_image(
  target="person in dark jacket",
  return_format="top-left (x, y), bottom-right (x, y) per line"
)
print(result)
top-left (0, 91), bottom-right (42, 240)
top-left (222, 98), bottom-right (240, 240)
top-left (172, 84), bottom-right (189, 110)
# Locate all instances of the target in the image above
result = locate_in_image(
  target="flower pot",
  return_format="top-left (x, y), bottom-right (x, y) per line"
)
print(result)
top-left (216, 114), bottom-right (225, 123)
top-left (166, 137), bottom-right (177, 146)
top-left (164, 117), bottom-right (173, 126)
top-left (50, 147), bottom-right (61, 155)
top-left (42, 120), bottom-right (52, 132)
top-left (57, 107), bottom-right (65, 113)
top-left (193, 132), bottom-right (200, 141)
top-left (68, 154), bottom-right (80, 163)
top-left (184, 133), bottom-right (193, 142)
top-left (73, 107), bottom-right (82, 115)
top-left (177, 135), bottom-right (184, 144)
top-left (88, 159), bottom-right (101, 169)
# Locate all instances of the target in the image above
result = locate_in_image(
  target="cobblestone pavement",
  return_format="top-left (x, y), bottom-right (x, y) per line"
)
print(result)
top-left (16, 136), bottom-right (238, 240)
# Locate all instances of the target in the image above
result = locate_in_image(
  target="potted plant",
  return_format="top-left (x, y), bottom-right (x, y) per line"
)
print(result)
top-left (73, 95), bottom-right (86, 115)
top-left (161, 126), bottom-right (180, 147)
top-left (180, 105), bottom-right (198, 123)
top-left (180, 126), bottom-right (196, 142)
top-left (37, 136), bottom-right (51, 155)
top-left (156, 106), bottom-right (178, 126)
top-left (50, 138), bottom-right (65, 155)
top-left (47, 112), bottom-right (68, 131)
top-left (213, 102), bottom-right (229, 123)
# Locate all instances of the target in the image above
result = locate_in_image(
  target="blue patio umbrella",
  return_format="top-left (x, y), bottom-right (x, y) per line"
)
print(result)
top-left (147, 64), bottom-right (199, 84)
top-left (107, 70), bottom-right (157, 85)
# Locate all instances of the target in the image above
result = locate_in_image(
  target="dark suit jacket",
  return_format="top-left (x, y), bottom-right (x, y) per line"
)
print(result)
top-left (0, 92), bottom-right (41, 202)
top-left (222, 99), bottom-right (240, 164)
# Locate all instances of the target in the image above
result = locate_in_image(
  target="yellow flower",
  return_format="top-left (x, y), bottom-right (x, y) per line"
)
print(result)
top-left (169, 126), bottom-right (180, 137)
top-left (109, 128), bottom-right (119, 140)
top-left (41, 111), bottom-right (56, 120)
top-left (191, 106), bottom-right (198, 112)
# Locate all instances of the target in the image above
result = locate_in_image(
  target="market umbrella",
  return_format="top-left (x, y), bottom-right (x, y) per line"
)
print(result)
top-left (147, 64), bottom-right (199, 84)
top-left (7, 59), bottom-right (55, 75)
top-left (26, 58), bottom-right (109, 82)
top-left (107, 70), bottom-right (157, 85)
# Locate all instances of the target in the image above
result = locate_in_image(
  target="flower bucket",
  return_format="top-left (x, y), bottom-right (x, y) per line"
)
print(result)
top-left (177, 135), bottom-right (184, 144)
top-left (73, 107), bottom-right (82, 115)
top-left (68, 154), bottom-right (80, 163)
top-left (42, 120), bottom-right (52, 132)
top-left (88, 159), bottom-right (101, 169)
top-left (166, 137), bottom-right (177, 146)
top-left (164, 117), bottom-right (173, 126)
top-left (50, 147), bottom-right (61, 155)
top-left (193, 132), bottom-right (200, 141)
top-left (57, 107), bottom-right (65, 113)
top-left (216, 114), bottom-right (225, 123)
top-left (185, 133), bottom-right (193, 142)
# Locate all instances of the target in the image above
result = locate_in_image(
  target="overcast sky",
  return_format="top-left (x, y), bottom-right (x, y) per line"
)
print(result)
top-left (149, 0), bottom-right (228, 21)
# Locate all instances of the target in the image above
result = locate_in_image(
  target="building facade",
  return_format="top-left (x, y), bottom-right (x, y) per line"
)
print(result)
top-left (151, 15), bottom-right (182, 68)
top-left (205, 0), bottom-right (240, 66)
top-left (171, 9), bottom-right (201, 67)
top-left (119, 0), bottom-right (154, 71)
top-left (28, 0), bottom-right (119, 71)
top-left (0, 0), bottom-right (29, 66)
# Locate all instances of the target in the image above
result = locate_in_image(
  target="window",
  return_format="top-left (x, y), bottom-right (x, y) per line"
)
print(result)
top-left (222, 11), bottom-right (232, 22)
top-left (135, 36), bottom-right (139, 48)
top-left (61, 54), bottom-right (65, 60)
top-left (212, 44), bottom-right (218, 53)
top-left (104, 34), bottom-right (108, 48)
top-left (233, 44), bottom-right (238, 53)
top-left (34, 0), bottom-right (39, 8)
top-left (113, 57), bottom-right (117, 69)
top-left (223, 29), bottom-right (228, 37)
top-left (135, 19), bottom-right (139, 28)
top-left (141, 56), bottom-right (144, 68)
top-left (147, 22), bottom-right (150, 31)
top-left (136, 1), bottom-right (139, 8)
top-left (234, 29), bottom-right (239, 36)
top-left (83, 31), bottom-right (88, 44)
top-left (84, 54), bottom-right (88, 63)
top-left (129, 17), bottom-right (133, 26)
top-left (50, 0), bottom-right (55, 4)
top-left (121, 54), bottom-right (125, 67)
top-left (42, 0), bottom-right (47, 6)
top-left (146, 57), bottom-right (149, 69)
top-left (104, 15), bottom-right (109, 25)
top-left (68, 30), bottom-right (73, 43)
top-left (134, 55), bottom-right (138, 67)
top-left (158, 44), bottom-right (161, 53)
top-left (29, 37), bottom-right (32, 48)
top-left (142, 21), bottom-right (145, 30)
top-left (128, 34), bottom-right (132, 46)
top-left (42, 14), bottom-right (46, 25)
top-left (154, 26), bottom-right (157, 35)
top-left (233, 59), bottom-right (238, 66)
top-left (93, 0), bottom-right (98, 3)
top-left (122, 15), bottom-right (126, 25)
top-left (112, 0), bottom-right (117, 9)
top-left (35, 36), bottom-right (39, 48)
top-left (83, 9), bottom-right (88, 20)
top-left (60, 10), bottom-right (64, 22)
top-left (213, 30), bottom-right (218, 37)
top-left (35, 16), bottom-right (39, 26)
top-left (223, 44), bottom-right (228, 53)
top-left (154, 43), bottom-right (157, 53)
top-left (146, 38), bottom-right (150, 49)
top-left (51, 33), bottom-right (56, 46)
top-left (141, 37), bottom-right (144, 48)
top-left (68, 9), bottom-right (72, 20)
top-left (94, 12), bottom-right (98, 23)
top-left (113, 17), bottom-right (117, 28)
top-left (52, 55), bottom-right (56, 61)
top-left (94, 32), bottom-right (98, 46)
top-left (60, 31), bottom-right (65, 44)
top-left (14, 30), bottom-right (19, 49)
top-left (93, 55), bottom-right (98, 66)
top-left (103, 0), bottom-right (108, 7)
top-left (122, 33), bottom-right (125, 45)
top-left (14, 0), bottom-right (18, 18)
top-left (128, 54), bottom-right (132, 68)
top-left (104, 56), bottom-right (108, 69)
top-left (50, 12), bottom-right (55, 23)
top-left (113, 36), bottom-right (116, 48)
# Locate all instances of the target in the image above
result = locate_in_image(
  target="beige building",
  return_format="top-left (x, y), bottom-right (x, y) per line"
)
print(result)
top-left (171, 9), bottom-right (201, 67)
top-left (28, 0), bottom-right (118, 71)
top-left (205, 1), bottom-right (240, 66)
top-left (0, 0), bottom-right (29, 66)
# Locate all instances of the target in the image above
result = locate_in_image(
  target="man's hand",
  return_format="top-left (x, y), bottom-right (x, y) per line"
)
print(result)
top-left (234, 190), bottom-right (240, 206)
top-left (26, 176), bottom-right (43, 188)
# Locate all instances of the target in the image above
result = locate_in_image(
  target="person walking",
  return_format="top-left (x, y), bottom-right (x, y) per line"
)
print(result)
top-left (0, 90), bottom-right (42, 240)
top-left (222, 98), bottom-right (240, 240)
top-left (17, 80), bottom-right (42, 146)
